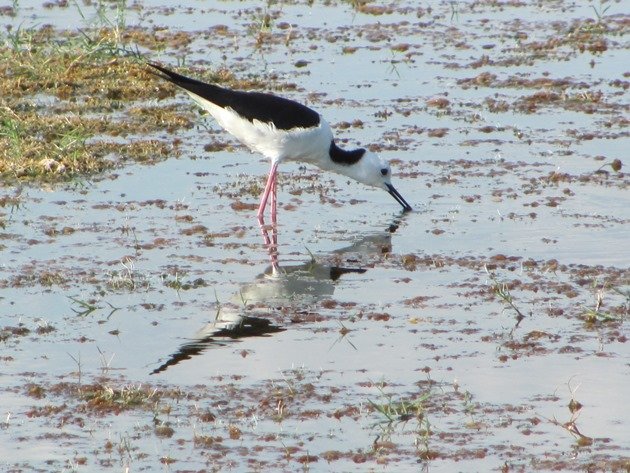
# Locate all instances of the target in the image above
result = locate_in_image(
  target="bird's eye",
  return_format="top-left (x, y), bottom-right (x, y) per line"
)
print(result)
top-left (381, 168), bottom-right (389, 176)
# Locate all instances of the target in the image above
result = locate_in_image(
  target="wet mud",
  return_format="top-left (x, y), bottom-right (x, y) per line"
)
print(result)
top-left (0, 0), bottom-right (628, 471)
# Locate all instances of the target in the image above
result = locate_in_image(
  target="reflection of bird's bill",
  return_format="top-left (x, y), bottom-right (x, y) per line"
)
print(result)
top-left (332, 232), bottom-right (392, 256)
top-left (386, 184), bottom-right (412, 212)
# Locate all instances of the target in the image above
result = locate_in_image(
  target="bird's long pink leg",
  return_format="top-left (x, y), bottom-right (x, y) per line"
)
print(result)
top-left (270, 173), bottom-right (277, 226)
top-left (257, 161), bottom-right (279, 271)
top-left (257, 161), bottom-right (279, 219)
top-left (269, 177), bottom-right (278, 270)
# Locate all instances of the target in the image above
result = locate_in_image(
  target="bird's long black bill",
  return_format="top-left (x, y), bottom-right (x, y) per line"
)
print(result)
top-left (386, 184), bottom-right (412, 212)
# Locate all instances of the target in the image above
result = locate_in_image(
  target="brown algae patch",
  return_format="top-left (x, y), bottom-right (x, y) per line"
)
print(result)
top-left (7, 366), bottom-right (630, 471)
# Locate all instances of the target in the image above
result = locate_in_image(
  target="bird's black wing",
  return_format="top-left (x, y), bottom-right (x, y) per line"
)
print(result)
top-left (149, 63), bottom-right (320, 130)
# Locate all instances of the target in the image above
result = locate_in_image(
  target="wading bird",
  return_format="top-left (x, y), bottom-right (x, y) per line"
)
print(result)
top-left (149, 63), bottom-right (412, 225)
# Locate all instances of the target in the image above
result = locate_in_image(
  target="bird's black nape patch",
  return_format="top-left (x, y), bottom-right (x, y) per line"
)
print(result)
top-left (329, 141), bottom-right (366, 165)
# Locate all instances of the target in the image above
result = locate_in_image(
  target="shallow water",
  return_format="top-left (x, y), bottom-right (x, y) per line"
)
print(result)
top-left (1, 0), bottom-right (628, 471)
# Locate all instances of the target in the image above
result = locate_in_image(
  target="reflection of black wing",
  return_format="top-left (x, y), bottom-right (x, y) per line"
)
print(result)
top-left (150, 315), bottom-right (284, 375)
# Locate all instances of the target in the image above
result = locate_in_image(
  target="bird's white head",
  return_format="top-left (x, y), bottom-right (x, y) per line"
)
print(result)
top-left (325, 142), bottom-right (412, 211)
top-left (351, 150), bottom-right (392, 189)
top-left (346, 150), bottom-right (412, 212)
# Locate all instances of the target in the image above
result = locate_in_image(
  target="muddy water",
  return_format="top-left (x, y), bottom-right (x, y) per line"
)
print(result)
top-left (1, 1), bottom-right (628, 471)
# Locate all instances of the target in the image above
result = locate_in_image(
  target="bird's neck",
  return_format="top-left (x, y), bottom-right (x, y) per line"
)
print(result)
top-left (328, 141), bottom-right (366, 166)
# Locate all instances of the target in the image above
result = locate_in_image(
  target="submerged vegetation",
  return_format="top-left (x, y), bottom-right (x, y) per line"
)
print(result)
top-left (0, 16), bottom-right (182, 181)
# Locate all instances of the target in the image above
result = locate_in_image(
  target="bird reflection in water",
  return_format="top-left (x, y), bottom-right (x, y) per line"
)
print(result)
top-left (151, 222), bottom-right (400, 375)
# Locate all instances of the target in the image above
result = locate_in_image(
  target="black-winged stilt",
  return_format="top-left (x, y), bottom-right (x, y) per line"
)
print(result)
top-left (149, 63), bottom-right (412, 222)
